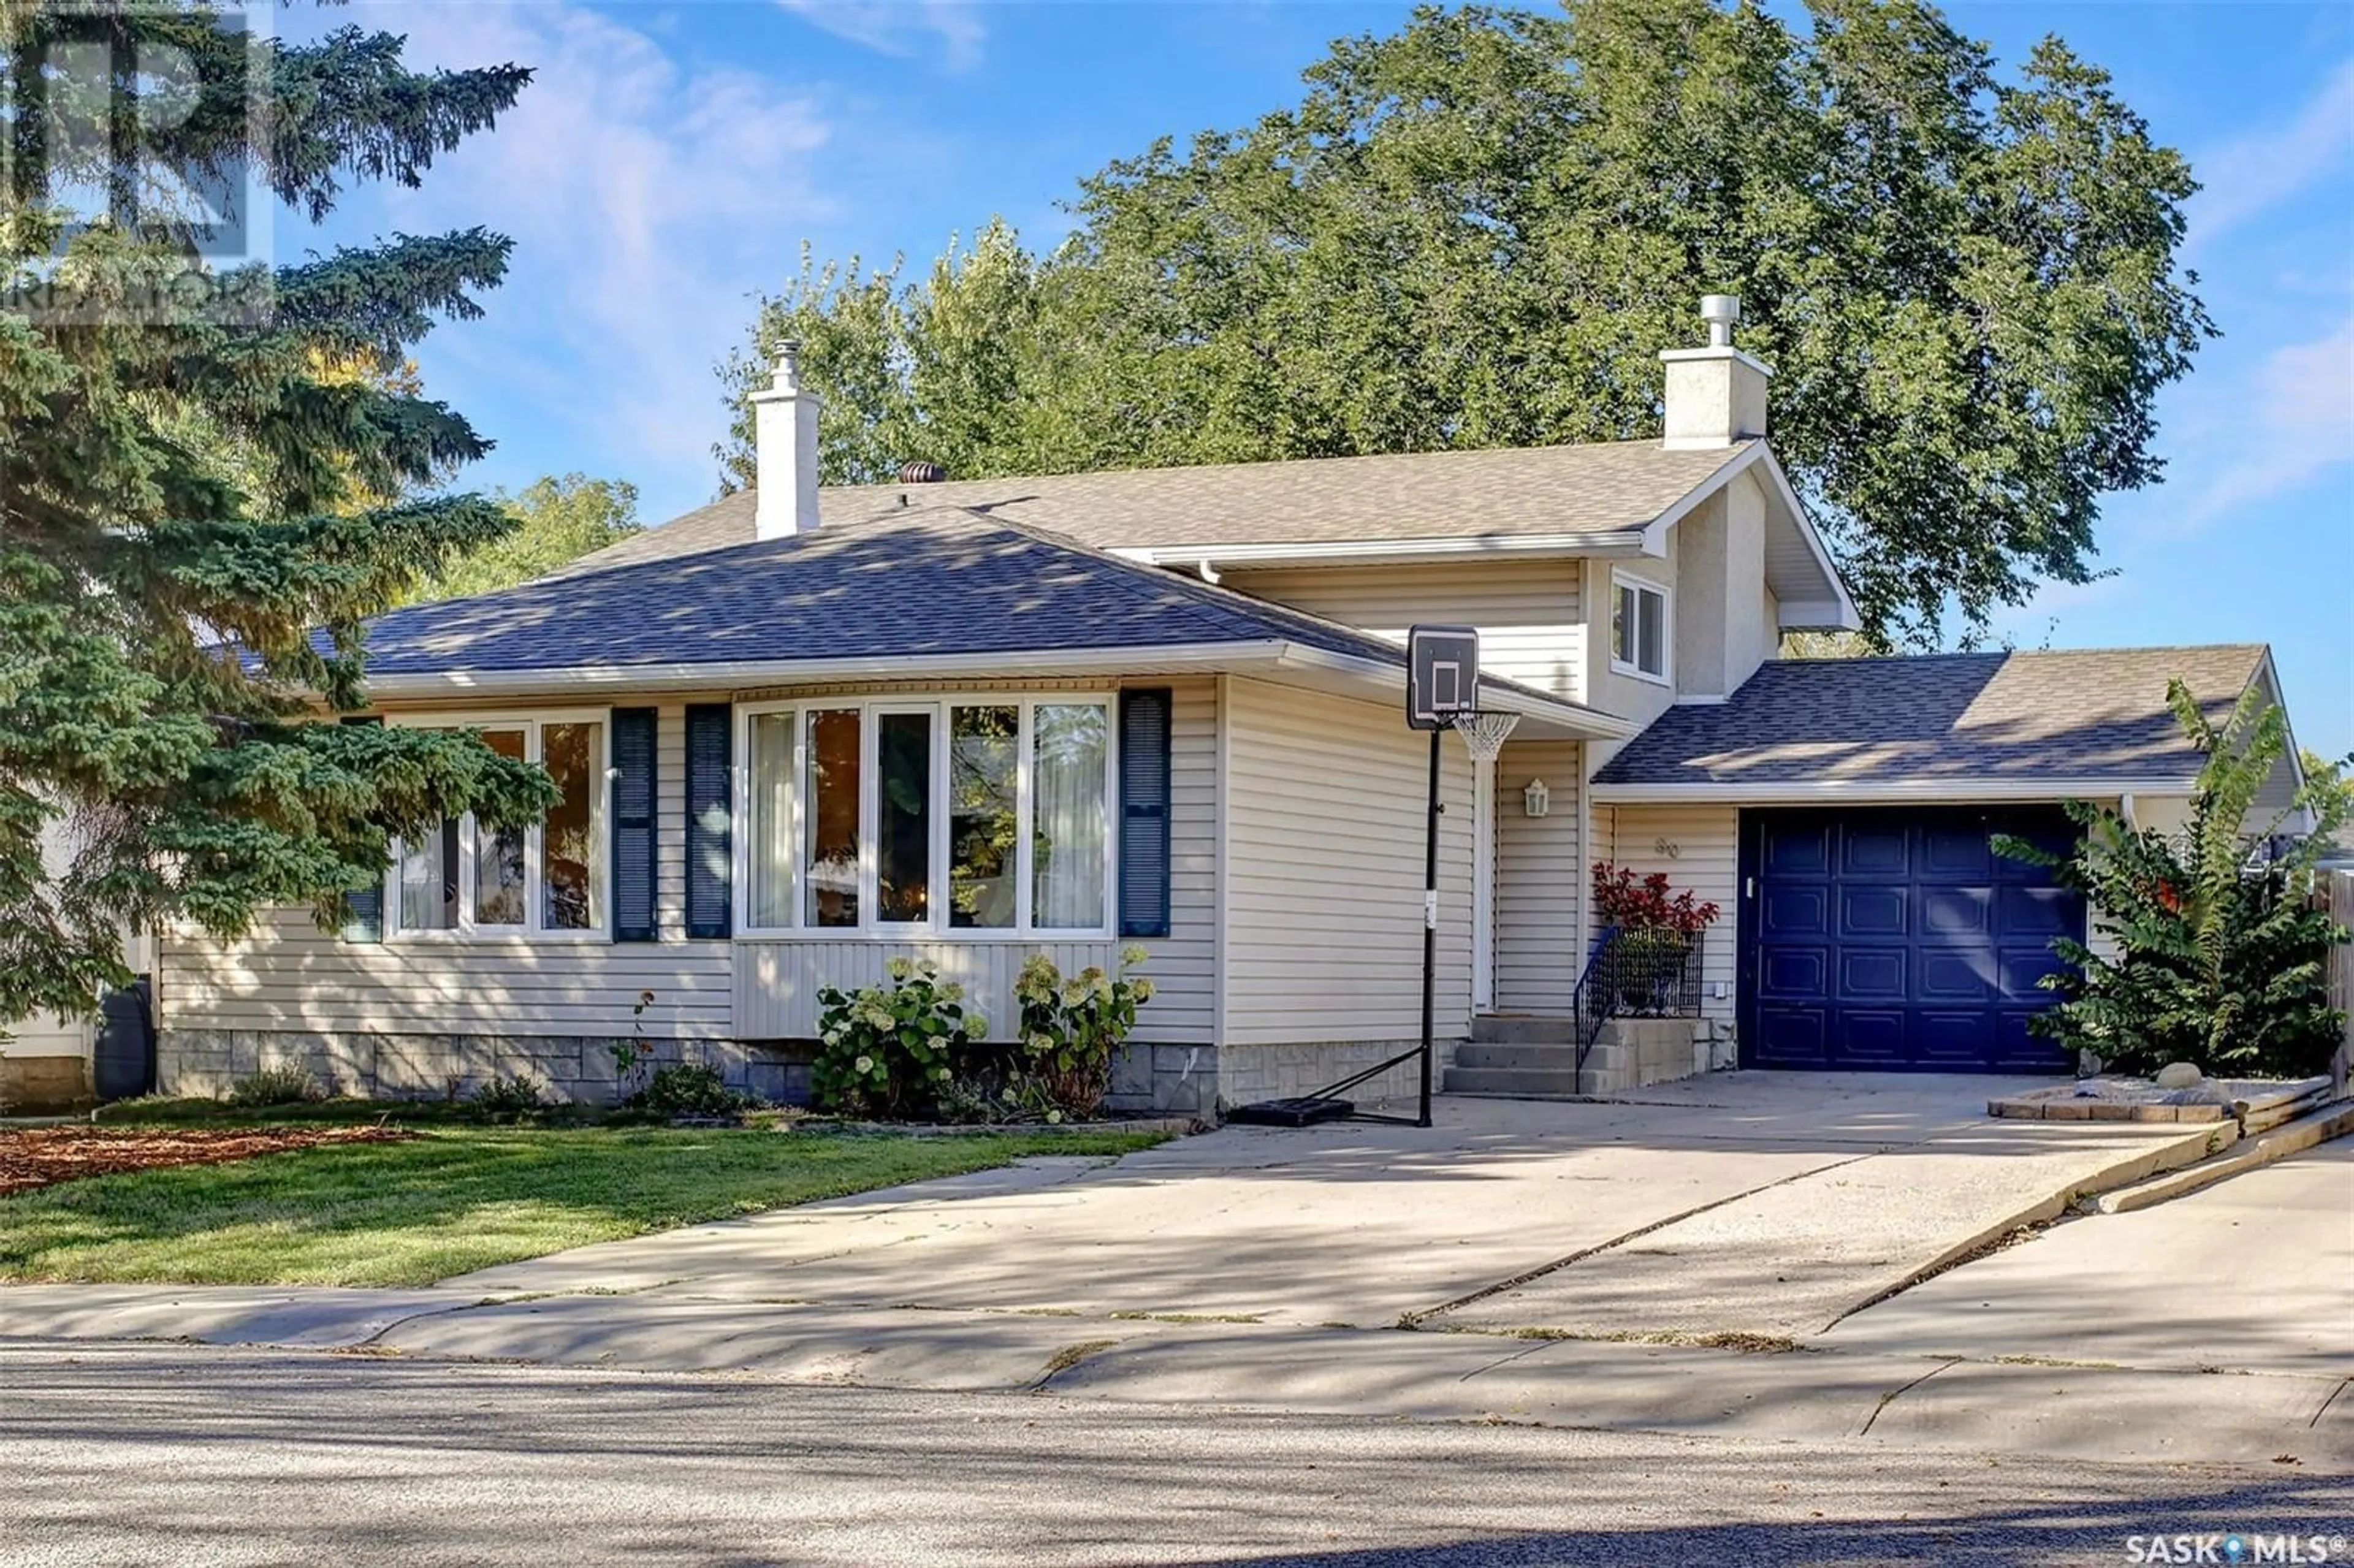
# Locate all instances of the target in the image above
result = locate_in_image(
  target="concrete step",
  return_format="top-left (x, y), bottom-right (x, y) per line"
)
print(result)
top-left (1471, 1015), bottom-right (1582, 1046)
top-left (1453, 1042), bottom-right (1575, 1070)
top-left (1442, 1066), bottom-right (1593, 1097)
top-left (1451, 1043), bottom-right (1632, 1073)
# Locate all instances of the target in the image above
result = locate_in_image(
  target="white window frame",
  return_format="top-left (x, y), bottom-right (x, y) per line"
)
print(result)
top-left (733, 693), bottom-right (1119, 942)
top-left (1610, 569), bottom-right (1673, 686)
top-left (381, 709), bottom-right (614, 944)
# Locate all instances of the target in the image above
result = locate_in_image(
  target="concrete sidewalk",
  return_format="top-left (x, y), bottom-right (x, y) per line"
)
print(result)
top-left (1, 1285), bottom-right (2345, 1470)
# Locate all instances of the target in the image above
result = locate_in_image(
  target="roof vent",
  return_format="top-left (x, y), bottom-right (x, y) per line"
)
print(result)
top-left (897, 460), bottom-right (946, 484)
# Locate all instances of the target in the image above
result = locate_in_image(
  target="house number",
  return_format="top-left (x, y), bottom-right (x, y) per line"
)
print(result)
top-left (1654, 837), bottom-right (1681, 861)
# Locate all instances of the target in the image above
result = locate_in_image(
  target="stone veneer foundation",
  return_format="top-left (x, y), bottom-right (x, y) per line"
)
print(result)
top-left (157, 1030), bottom-right (1453, 1121)
top-left (1, 1054), bottom-right (91, 1113)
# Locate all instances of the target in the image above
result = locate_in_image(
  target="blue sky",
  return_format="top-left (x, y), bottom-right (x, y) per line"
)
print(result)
top-left (307, 2), bottom-right (2353, 758)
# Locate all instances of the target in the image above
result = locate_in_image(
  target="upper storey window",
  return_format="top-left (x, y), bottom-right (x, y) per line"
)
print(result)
top-left (1611, 571), bottom-right (1671, 684)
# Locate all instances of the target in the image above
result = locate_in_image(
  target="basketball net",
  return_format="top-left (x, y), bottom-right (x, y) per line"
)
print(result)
top-left (1449, 710), bottom-right (1520, 762)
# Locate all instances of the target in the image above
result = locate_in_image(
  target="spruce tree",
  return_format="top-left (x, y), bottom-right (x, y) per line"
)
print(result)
top-left (1, 4), bottom-right (555, 1031)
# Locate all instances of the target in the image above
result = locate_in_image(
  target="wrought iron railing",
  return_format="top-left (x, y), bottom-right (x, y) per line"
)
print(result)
top-left (1571, 926), bottom-right (1705, 1085)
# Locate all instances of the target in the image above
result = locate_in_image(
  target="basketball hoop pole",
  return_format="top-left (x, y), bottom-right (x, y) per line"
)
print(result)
top-left (1419, 721), bottom-right (1442, 1128)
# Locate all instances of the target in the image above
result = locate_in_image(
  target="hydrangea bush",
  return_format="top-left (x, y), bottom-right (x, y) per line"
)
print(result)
top-left (1013, 947), bottom-right (1154, 1119)
top-left (812, 958), bottom-right (988, 1117)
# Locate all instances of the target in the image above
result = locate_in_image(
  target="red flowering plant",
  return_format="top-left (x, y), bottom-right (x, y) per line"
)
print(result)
top-left (1590, 864), bottom-right (1720, 935)
top-left (1590, 863), bottom-right (1721, 1014)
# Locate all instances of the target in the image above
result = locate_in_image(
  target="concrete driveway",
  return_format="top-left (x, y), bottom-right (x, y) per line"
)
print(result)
top-left (444, 1073), bottom-right (2217, 1340)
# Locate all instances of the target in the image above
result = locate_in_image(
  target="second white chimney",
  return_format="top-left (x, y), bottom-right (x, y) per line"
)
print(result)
top-left (1659, 293), bottom-right (1770, 450)
top-left (752, 340), bottom-right (823, 539)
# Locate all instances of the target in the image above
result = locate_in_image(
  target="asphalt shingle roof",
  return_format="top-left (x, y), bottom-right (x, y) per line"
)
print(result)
top-left (555, 440), bottom-right (1755, 579)
top-left (362, 505), bottom-right (1577, 711)
top-left (1591, 647), bottom-right (2269, 789)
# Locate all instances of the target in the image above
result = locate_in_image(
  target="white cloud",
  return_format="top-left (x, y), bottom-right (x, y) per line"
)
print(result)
top-left (362, 2), bottom-right (839, 492)
top-left (2187, 58), bottom-right (2354, 249)
top-left (774, 1), bottom-right (986, 73)
top-left (2164, 316), bottom-right (2354, 533)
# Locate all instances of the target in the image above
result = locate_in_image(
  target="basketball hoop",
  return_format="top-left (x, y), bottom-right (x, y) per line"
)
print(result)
top-left (1449, 710), bottom-right (1520, 762)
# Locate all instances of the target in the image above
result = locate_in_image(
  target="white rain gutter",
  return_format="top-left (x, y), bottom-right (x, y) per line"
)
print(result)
top-left (356, 637), bottom-right (1637, 740)
top-left (1588, 777), bottom-right (2191, 804)
top-left (1110, 531), bottom-right (1647, 569)
top-left (357, 641), bottom-right (1290, 699)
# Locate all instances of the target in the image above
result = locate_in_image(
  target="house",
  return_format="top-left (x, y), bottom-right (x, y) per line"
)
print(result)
top-left (150, 298), bottom-right (2312, 1113)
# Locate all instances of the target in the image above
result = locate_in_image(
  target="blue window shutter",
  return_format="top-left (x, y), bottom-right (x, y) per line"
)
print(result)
top-left (685, 704), bottom-right (733, 939)
top-left (1118, 688), bottom-right (1172, 939)
top-left (611, 707), bottom-right (659, 942)
top-left (340, 715), bottom-right (384, 943)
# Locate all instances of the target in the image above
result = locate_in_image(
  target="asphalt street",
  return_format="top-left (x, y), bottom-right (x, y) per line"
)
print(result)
top-left (2, 1344), bottom-right (2345, 1567)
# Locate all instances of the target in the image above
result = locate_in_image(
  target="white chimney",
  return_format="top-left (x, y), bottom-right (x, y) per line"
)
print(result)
top-left (1659, 293), bottom-right (1771, 450)
top-left (751, 340), bottom-right (822, 539)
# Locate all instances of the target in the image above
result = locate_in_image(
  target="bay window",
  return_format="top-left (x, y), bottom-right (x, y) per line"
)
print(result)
top-left (739, 696), bottom-right (1114, 937)
top-left (386, 714), bottom-right (609, 940)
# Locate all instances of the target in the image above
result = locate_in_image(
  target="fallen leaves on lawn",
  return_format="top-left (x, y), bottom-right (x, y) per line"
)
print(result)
top-left (0, 1126), bottom-right (415, 1197)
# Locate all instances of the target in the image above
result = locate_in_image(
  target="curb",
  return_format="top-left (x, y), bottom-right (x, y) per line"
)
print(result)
top-left (2092, 1099), bottom-right (2354, 1214)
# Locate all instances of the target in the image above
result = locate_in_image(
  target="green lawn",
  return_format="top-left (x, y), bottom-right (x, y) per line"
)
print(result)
top-left (0, 1125), bottom-right (1162, 1288)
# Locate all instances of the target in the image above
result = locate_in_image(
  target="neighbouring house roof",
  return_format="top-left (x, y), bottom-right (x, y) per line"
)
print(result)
top-left (555, 440), bottom-right (1759, 578)
top-left (357, 505), bottom-right (1620, 730)
top-left (1590, 647), bottom-right (2273, 792)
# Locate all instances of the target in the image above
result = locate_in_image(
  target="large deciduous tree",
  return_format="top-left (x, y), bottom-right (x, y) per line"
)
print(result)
top-left (722, 0), bottom-right (2210, 645)
top-left (405, 473), bottom-right (642, 604)
top-left (1, 5), bottom-right (555, 1031)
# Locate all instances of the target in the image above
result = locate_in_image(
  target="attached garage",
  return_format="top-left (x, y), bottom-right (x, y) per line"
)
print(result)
top-left (1737, 807), bottom-right (2080, 1073)
top-left (1590, 647), bottom-right (2309, 1079)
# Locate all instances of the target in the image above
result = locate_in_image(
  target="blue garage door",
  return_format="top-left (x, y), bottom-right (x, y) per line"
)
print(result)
top-left (1739, 807), bottom-right (2082, 1073)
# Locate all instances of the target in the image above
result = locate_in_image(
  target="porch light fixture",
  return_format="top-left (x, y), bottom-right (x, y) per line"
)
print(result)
top-left (1523, 777), bottom-right (1550, 818)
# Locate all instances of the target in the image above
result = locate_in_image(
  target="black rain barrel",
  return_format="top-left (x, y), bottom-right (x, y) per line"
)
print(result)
top-left (93, 976), bottom-right (154, 1101)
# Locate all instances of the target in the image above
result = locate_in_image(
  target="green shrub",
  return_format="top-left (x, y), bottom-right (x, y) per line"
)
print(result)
top-left (1997, 680), bottom-right (2350, 1078)
top-left (813, 958), bottom-right (988, 1117)
top-left (469, 1075), bottom-right (547, 1122)
top-left (639, 1062), bottom-right (747, 1118)
top-left (1011, 947), bottom-right (1154, 1119)
top-left (226, 1065), bottom-right (324, 1108)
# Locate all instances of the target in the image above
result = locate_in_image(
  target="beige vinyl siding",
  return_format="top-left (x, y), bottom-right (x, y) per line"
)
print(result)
top-left (735, 940), bottom-right (1123, 1040)
top-left (728, 676), bottom-right (1218, 1045)
top-left (1151, 677), bottom-right (1219, 1044)
top-left (160, 703), bottom-right (733, 1041)
top-left (17, 821), bottom-right (99, 1057)
top-left (1220, 677), bottom-right (1474, 1046)
top-left (5, 1010), bottom-right (90, 1059)
top-left (1594, 804), bottom-right (1739, 1024)
top-left (1223, 563), bottom-right (1586, 701)
top-left (1493, 740), bottom-right (1584, 1013)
